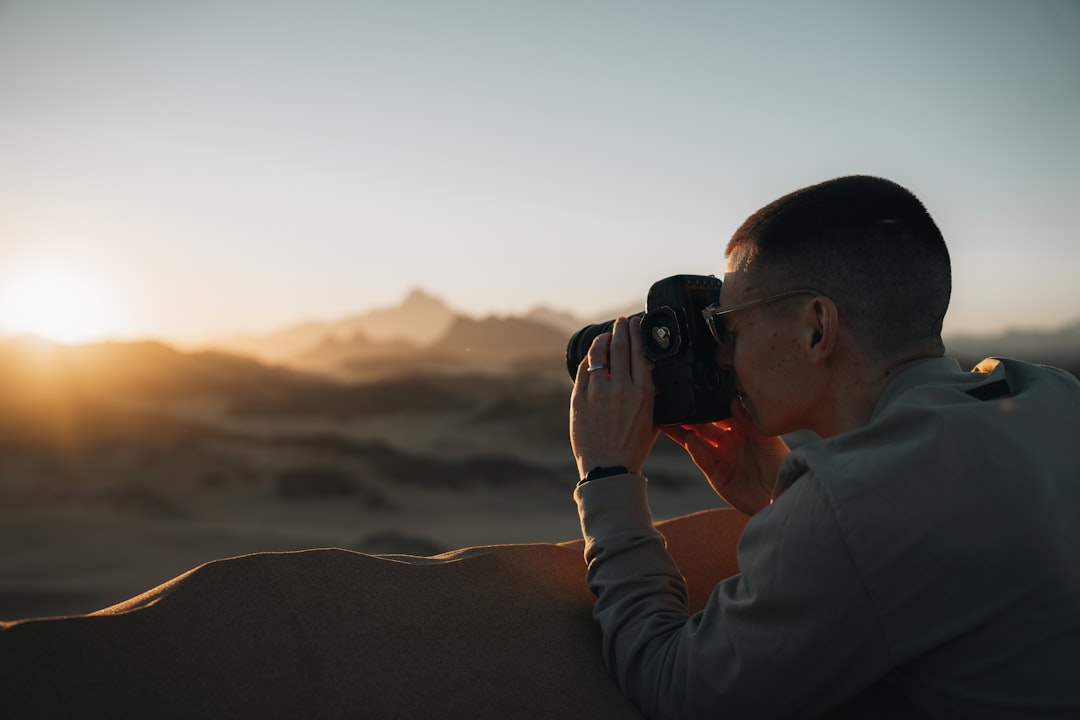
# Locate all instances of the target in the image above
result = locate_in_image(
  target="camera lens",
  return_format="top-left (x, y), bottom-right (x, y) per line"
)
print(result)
top-left (565, 311), bottom-right (646, 378)
top-left (565, 321), bottom-right (612, 378)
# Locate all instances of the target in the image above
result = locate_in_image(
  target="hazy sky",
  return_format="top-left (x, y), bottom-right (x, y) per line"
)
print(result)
top-left (1, 0), bottom-right (1078, 342)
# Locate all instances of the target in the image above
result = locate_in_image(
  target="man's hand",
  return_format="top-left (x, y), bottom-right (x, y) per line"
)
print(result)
top-left (662, 397), bottom-right (788, 516)
top-left (570, 316), bottom-right (660, 478)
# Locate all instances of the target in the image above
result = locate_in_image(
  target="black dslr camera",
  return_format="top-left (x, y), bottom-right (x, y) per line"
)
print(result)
top-left (565, 274), bottom-right (735, 425)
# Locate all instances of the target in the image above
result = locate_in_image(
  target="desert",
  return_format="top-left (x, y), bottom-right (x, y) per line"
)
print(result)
top-left (3, 293), bottom-right (1078, 621)
top-left (2, 293), bottom-right (1078, 717)
top-left (0, 294), bottom-right (729, 621)
top-left (0, 298), bottom-right (735, 717)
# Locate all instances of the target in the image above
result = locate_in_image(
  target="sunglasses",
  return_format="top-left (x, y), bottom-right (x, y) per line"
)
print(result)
top-left (701, 289), bottom-right (820, 345)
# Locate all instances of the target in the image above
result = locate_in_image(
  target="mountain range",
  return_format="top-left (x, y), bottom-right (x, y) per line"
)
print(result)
top-left (200, 288), bottom-right (1080, 379)
top-left (199, 289), bottom-right (637, 381)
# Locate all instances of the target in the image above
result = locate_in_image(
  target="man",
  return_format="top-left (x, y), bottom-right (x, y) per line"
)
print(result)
top-left (569, 175), bottom-right (1080, 719)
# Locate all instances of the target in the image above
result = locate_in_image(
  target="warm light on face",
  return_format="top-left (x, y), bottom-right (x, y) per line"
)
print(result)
top-left (1, 267), bottom-right (109, 344)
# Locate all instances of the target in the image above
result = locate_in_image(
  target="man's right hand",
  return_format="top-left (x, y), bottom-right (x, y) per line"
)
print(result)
top-left (662, 397), bottom-right (788, 516)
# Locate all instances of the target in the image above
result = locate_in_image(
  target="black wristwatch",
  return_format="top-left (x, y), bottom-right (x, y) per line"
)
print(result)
top-left (577, 465), bottom-right (630, 487)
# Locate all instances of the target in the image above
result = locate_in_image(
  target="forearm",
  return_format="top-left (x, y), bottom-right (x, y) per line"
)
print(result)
top-left (575, 474), bottom-right (695, 718)
top-left (575, 470), bottom-right (895, 720)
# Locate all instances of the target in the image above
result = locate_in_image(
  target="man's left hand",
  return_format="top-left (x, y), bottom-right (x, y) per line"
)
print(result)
top-left (570, 316), bottom-right (660, 479)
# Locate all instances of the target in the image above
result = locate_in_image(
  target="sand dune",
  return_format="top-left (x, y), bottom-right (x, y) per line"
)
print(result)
top-left (0, 337), bottom-right (721, 621)
top-left (0, 509), bottom-right (746, 718)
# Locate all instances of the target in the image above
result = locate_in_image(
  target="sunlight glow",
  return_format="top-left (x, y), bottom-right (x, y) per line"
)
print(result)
top-left (2, 268), bottom-right (109, 344)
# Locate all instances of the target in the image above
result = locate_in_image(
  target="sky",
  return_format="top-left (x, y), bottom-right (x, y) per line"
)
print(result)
top-left (1, 0), bottom-right (1078, 344)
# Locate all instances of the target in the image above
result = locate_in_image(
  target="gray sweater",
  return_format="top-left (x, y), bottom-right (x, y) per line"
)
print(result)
top-left (576, 357), bottom-right (1080, 719)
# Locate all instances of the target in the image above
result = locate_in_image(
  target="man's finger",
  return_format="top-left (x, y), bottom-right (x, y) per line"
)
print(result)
top-left (607, 317), bottom-right (629, 380)
top-left (627, 315), bottom-right (653, 386)
top-left (582, 332), bottom-right (612, 381)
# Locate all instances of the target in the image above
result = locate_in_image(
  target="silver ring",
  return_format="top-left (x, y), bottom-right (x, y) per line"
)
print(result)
top-left (586, 364), bottom-right (608, 373)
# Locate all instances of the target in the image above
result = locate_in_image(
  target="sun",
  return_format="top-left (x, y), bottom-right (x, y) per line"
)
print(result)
top-left (2, 267), bottom-right (110, 344)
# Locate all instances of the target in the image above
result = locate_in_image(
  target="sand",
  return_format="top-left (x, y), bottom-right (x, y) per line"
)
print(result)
top-left (0, 508), bottom-right (747, 718)
top-left (0, 341), bottom-right (726, 620)
top-left (0, 339), bottom-right (744, 715)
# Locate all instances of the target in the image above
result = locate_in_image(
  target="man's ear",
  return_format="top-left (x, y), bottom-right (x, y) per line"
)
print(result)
top-left (805, 296), bottom-right (838, 362)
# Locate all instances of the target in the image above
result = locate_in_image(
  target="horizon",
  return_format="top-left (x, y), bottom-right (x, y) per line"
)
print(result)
top-left (2, 282), bottom-right (1079, 351)
top-left (2, 1), bottom-right (1079, 344)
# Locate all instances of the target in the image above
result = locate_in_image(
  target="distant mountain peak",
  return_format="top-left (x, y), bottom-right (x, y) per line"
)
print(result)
top-left (332, 288), bottom-right (455, 346)
top-left (400, 287), bottom-right (447, 308)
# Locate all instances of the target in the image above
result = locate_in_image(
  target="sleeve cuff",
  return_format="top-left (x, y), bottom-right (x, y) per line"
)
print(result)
top-left (574, 473), bottom-right (663, 558)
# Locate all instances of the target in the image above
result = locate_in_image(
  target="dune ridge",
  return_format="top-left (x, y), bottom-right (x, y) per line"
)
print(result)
top-left (0, 508), bottom-right (746, 718)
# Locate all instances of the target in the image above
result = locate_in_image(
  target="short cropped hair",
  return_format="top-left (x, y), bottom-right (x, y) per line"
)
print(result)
top-left (727, 175), bottom-right (951, 358)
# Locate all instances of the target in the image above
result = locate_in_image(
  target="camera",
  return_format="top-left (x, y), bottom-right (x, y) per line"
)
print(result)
top-left (565, 274), bottom-right (735, 425)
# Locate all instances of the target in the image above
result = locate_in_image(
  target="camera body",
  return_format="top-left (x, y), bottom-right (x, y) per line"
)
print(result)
top-left (566, 274), bottom-right (735, 425)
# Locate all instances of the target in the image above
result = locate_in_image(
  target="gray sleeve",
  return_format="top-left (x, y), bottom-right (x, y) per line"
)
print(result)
top-left (575, 473), bottom-right (893, 720)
